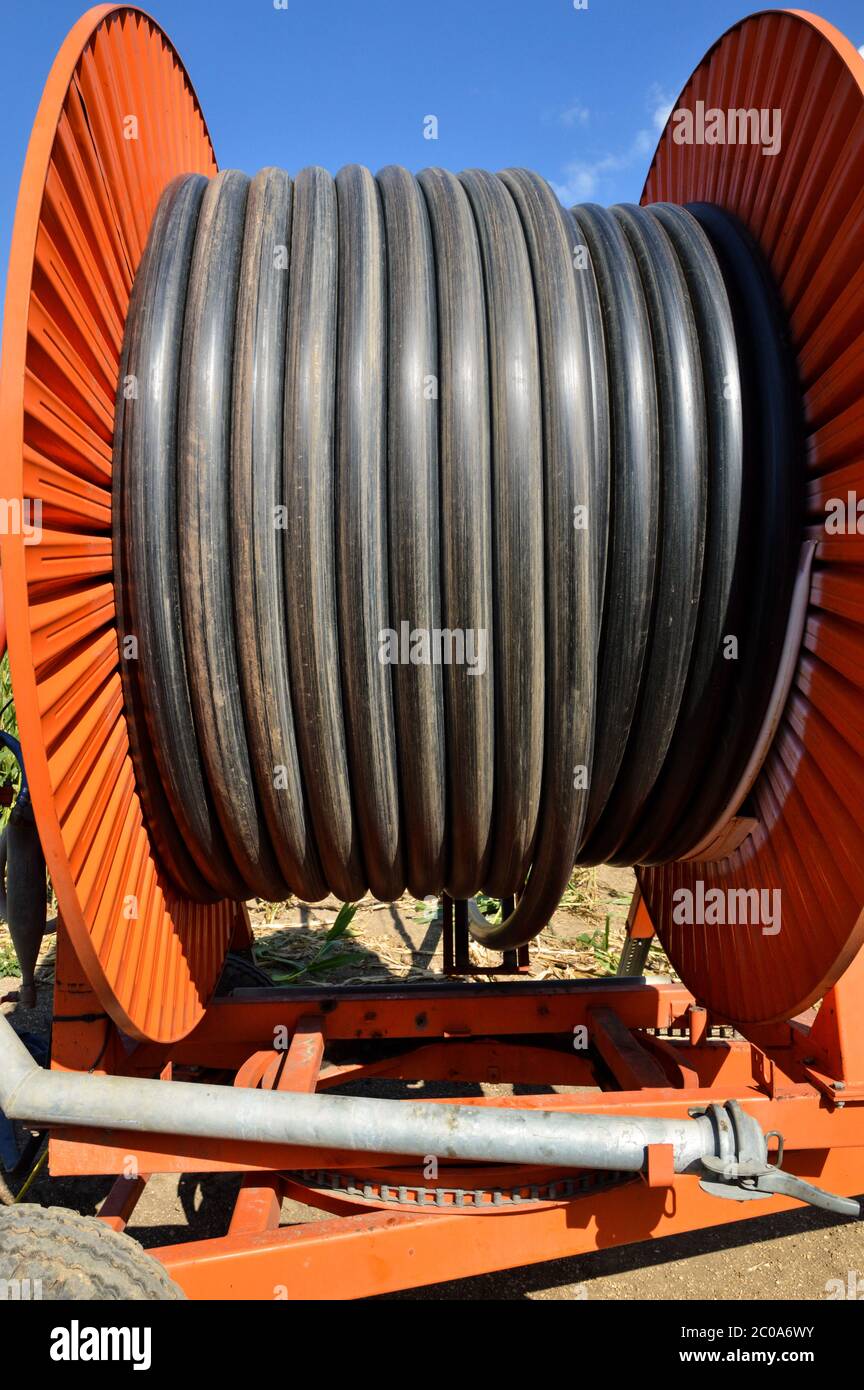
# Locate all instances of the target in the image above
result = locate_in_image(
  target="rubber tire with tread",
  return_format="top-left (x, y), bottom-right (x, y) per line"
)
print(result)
top-left (0, 1204), bottom-right (185, 1299)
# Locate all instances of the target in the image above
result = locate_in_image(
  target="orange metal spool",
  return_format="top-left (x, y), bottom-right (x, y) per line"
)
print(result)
top-left (0, 5), bottom-right (231, 1043)
top-left (639, 9), bottom-right (864, 1025)
top-left (1, 5), bottom-right (863, 1043)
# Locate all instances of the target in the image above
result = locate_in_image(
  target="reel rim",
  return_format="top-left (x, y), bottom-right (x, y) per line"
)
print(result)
top-left (0, 4), bottom-right (230, 1042)
top-left (640, 7), bottom-right (864, 1023)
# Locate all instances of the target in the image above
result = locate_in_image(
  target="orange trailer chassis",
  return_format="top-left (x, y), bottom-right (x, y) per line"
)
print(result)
top-left (45, 906), bottom-right (864, 1300)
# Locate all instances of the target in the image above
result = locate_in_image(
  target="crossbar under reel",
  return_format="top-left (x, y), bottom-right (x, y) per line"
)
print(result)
top-left (11, 887), bottom-right (855, 1301)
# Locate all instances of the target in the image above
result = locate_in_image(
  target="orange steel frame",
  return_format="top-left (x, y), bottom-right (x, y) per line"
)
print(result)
top-left (45, 904), bottom-right (864, 1300)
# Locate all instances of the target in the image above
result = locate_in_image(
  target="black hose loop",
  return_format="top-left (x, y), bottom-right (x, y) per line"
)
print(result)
top-left (115, 167), bottom-right (802, 949)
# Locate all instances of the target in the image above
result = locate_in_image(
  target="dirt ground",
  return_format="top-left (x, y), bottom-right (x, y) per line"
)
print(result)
top-left (2, 870), bottom-right (863, 1300)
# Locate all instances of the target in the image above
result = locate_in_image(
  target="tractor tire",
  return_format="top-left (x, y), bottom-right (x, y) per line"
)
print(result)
top-left (0, 1204), bottom-right (185, 1299)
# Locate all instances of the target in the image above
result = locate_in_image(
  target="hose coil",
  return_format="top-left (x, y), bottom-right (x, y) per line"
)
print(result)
top-left (114, 164), bottom-right (801, 949)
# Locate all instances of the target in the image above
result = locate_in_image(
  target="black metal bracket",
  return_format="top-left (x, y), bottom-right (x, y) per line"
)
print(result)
top-left (442, 895), bottom-right (531, 976)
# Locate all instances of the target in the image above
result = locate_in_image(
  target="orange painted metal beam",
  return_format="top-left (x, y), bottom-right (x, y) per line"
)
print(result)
top-left (589, 1006), bottom-right (670, 1089)
top-left (126, 980), bottom-right (701, 1072)
top-left (228, 1017), bottom-right (326, 1235)
top-left (98, 1172), bottom-right (148, 1232)
top-left (152, 1147), bottom-right (864, 1300)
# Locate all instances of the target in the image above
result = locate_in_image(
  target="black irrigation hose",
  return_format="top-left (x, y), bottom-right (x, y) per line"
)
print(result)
top-left (590, 201), bottom-right (707, 864)
top-left (114, 167), bottom-right (803, 949)
top-left (638, 201), bottom-right (802, 865)
top-left (569, 203), bottom-right (660, 856)
top-left (113, 172), bottom-right (241, 902)
top-left (611, 203), bottom-right (743, 867)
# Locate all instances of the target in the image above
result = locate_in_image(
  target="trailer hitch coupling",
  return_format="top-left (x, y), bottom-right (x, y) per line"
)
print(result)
top-left (697, 1100), bottom-right (861, 1217)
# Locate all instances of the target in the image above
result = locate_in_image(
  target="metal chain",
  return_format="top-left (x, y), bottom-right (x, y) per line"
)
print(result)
top-left (287, 1167), bottom-right (631, 1209)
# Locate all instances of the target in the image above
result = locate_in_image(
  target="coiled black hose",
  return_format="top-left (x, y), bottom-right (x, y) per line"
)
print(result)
top-left (113, 165), bottom-right (802, 949)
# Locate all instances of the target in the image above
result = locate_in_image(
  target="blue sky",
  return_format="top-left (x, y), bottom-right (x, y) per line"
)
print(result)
top-left (2, 0), bottom-right (863, 309)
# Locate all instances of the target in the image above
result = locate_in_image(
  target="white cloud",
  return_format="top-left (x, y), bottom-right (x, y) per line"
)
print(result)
top-left (648, 82), bottom-right (675, 133)
top-left (858, 42), bottom-right (864, 57)
top-left (550, 82), bottom-right (673, 207)
top-left (551, 127), bottom-right (654, 206)
top-left (551, 163), bottom-right (602, 202)
top-left (543, 99), bottom-right (590, 128)
top-left (558, 100), bottom-right (591, 127)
